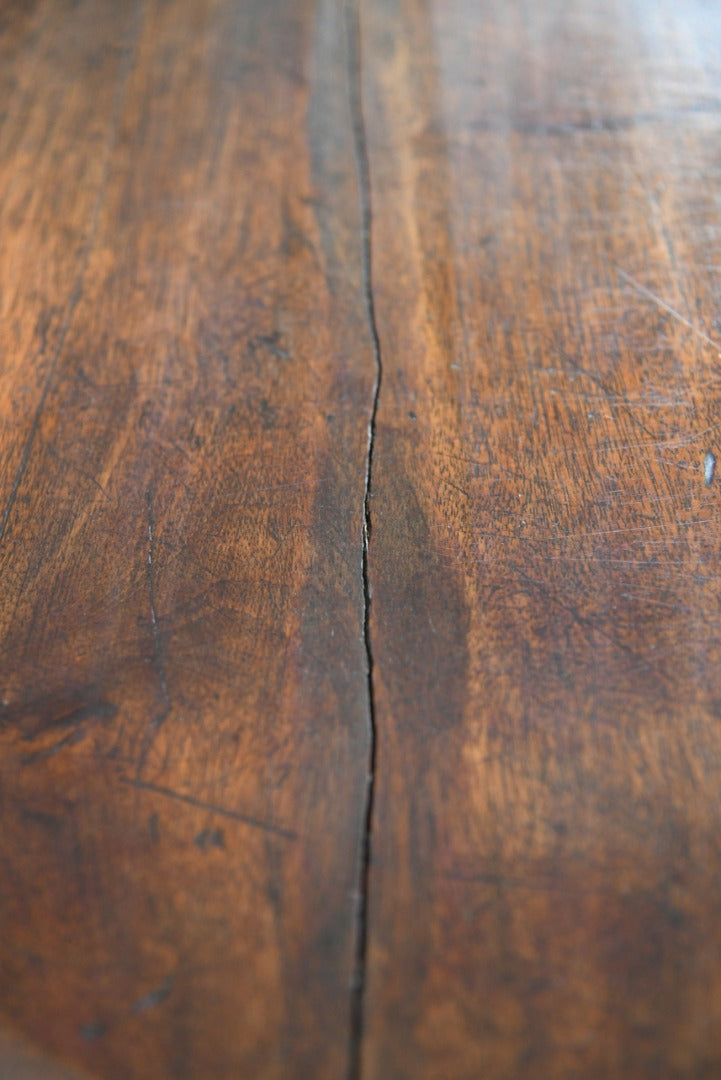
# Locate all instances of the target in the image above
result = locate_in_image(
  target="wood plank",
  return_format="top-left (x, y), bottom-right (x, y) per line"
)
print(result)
top-left (5, 0), bottom-right (721, 1076)
top-left (361, 0), bottom-right (721, 1076)
top-left (0, 1), bottom-right (374, 1077)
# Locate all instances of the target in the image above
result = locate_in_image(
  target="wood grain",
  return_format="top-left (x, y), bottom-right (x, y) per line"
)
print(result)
top-left (0, 1), bottom-right (374, 1077)
top-left (361, 0), bottom-right (721, 1077)
top-left (3, 0), bottom-right (721, 1077)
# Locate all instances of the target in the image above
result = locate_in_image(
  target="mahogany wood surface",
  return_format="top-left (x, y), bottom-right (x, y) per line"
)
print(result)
top-left (2, 0), bottom-right (721, 1077)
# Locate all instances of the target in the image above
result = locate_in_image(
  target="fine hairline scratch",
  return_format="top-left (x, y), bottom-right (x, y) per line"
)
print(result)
top-left (616, 266), bottom-right (721, 355)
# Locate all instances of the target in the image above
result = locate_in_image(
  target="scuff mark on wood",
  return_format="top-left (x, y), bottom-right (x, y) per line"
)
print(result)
top-left (704, 450), bottom-right (716, 486)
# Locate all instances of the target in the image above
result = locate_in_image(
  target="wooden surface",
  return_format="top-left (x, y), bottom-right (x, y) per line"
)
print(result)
top-left (2, 0), bottom-right (721, 1077)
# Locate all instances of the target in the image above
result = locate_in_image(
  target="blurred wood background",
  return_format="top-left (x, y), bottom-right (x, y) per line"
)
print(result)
top-left (2, 0), bottom-right (721, 1076)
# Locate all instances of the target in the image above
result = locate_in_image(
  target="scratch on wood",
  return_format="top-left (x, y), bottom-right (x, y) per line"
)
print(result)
top-left (135, 486), bottom-right (172, 778)
top-left (22, 726), bottom-right (92, 766)
top-left (145, 486), bottom-right (170, 713)
top-left (47, 446), bottom-right (113, 503)
top-left (15, 699), bottom-right (118, 741)
top-left (514, 565), bottom-right (667, 681)
top-left (17, 699), bottom-right (118, 765)
top-left (121, 776), bottom-right (297, 839)
top-left (616, 266), bottom-right (721, 354)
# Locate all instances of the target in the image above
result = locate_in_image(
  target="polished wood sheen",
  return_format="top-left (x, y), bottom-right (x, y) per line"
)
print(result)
top-left (2, 1), bottom-right (721, 1077)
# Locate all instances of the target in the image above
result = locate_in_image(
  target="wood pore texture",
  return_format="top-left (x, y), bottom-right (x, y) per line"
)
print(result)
top-left (1, 1), bottom-right (721, 1077)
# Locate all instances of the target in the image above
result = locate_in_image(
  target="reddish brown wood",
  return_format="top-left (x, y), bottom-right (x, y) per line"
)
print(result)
top-left (0, 1026), bottom-right (86, 1080)
top-left (361, 1), bottom-right (721, 1077)
top-left (0, 2), bottom-right (374, 1077)
top-left (4, 0), bottom-right (721, 1077)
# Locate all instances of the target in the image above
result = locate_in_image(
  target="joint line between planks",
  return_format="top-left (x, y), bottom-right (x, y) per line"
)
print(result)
top-left (346, 0), bottom-right (382, 1077)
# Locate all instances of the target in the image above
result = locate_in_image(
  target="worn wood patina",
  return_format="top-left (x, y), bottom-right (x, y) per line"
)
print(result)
top-left (2, 1), bottom-right (721, 1077)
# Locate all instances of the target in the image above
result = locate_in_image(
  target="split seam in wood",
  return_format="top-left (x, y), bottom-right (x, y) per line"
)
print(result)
top-left (346, 0), bottom-right (382, 1076)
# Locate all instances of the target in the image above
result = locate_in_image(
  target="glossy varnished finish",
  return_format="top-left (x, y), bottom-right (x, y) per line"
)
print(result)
top-left (3, 1), bottom-right (721, 1077)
